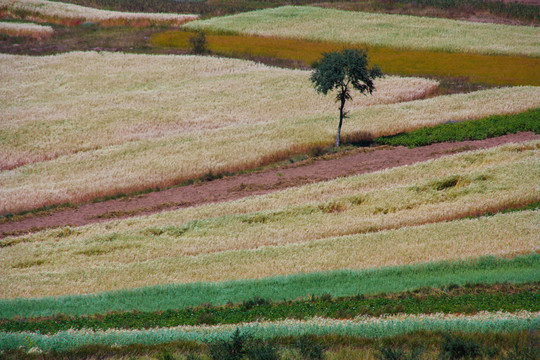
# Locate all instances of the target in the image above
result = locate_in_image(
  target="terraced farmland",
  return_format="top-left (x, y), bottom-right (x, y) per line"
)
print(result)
top-left (1, 1), bottom-right (539, 359)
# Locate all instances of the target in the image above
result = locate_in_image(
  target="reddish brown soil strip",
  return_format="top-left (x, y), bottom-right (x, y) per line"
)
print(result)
top-left (1, 132), bottom-right (538, 237)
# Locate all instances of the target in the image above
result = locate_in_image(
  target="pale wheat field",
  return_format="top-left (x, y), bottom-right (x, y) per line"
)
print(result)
top-left (0, 52), bottom-right (438, 171)
top-left (184, 6), bottom-right (540, 57)
top-left (0, 21), bottom-right (53, 39)
top-left (2, 52), bottom-right (539, 214)
top-left (0, 0), bottom-right (198, 27)
top-left (2, 142), bottom-right (538, 298)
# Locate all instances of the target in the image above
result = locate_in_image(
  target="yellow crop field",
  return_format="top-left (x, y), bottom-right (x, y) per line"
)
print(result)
top-left (0, 0), bottom-right (198, 27)
top-left (184, 6), bottom-right (540, 57)
top-left (1, 52), bottom-right (538, 214)
top-left (152, 30), bottom-right (540, 86)
top-left (0, 21), bottom-right (53, 39)
top-left (2, 142), bottom-right (538, 298)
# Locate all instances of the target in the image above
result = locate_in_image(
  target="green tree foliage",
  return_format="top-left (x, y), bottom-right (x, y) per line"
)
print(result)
top-left (189, 31), bottom-right (207, 54)
top-left (311, 49), bottom-right (382, 147)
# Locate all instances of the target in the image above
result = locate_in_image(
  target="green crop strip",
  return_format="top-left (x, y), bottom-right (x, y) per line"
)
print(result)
top-left (1, 283), bottom-right (537, 334)
top-left (1, 312), bottom-right (538, 352)
top-left (2, 253), bottom-right (538, 320)
top-left (374, 108), bottom-right (540, 147)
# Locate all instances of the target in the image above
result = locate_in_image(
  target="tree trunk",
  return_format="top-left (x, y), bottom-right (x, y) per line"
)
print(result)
top-left (335, 97), bottom-right (346, 147)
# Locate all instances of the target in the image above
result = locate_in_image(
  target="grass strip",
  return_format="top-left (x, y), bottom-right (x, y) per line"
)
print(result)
top-left (1, 253), bottom-right (538, 319)
top-left (1, 283), bottom-right (537, 334)
top-left (0, 312), bottom-right (537, 352)
top-left (374, 108), bottom-right (540, 147)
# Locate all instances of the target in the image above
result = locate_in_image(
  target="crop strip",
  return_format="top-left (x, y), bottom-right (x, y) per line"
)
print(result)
top-left (0, 312), bottom-right (537, 352)
top-left (0, 21), bottom-right (53, 39)
top-left (373, 108), bottom-right (540, 147)
top-left (0, 0), bottom-right (198, 27)
top-left (1, 252), bottom-right (538, 319)
top-left (152, 30), bottom-right (540, 86)
top-left (2, 282), bottom-right (537, 334)
top-left (2, 331), bottom-right (538, 360)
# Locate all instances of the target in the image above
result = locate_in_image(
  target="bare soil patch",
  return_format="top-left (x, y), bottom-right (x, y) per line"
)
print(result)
top-left (1, 132), bottom-right (538, 237)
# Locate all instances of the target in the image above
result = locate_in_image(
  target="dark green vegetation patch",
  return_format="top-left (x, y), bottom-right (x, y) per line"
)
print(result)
top-left (374, 108), bottom-right (540, 148)
top-left (1, 283), bottom-right (538, 334)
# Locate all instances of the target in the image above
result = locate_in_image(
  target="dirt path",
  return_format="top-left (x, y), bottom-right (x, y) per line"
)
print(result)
top-left (2, 132), bottom-right (538, 237)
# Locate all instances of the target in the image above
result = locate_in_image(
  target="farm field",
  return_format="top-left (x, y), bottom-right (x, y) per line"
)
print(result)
top-left (184, 6), bottom-right (540, 56)
top-left (0, 0), bottom-right (198, 27)
top-left (28, 0), bottom-right (540, 24)
top-left (151, 30), bottom-right (540, 86)
top-left (1, 1), bottom-right (539, 359)
top-left (175, 6), bottom-right (540, 86)
top-left (2, 51), bottom-right (539, 214)
top-left (0, 21), bottom-right (53, 39)
top-left (2, 312), bottom-right (539, 352)
top-left (1, 52), bottom-right (438, 171)
top-left (2, 141), bottom-right (539, 298)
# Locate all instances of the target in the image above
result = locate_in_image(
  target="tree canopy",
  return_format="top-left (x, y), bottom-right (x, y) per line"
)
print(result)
top-left (311, 49), bottom-right (383, 147)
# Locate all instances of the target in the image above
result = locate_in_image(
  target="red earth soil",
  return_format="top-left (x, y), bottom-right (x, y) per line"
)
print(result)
top-left (1, 132), bottom-right (539, 237)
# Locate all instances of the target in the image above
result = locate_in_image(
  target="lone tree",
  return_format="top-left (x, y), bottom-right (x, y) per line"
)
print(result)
top-left (311, 49), bottom-right (383, 147)
top-left (189, 31), bottom-right (207, 54)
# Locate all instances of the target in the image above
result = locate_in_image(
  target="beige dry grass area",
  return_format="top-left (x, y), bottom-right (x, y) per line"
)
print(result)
top-left (0, 21), bottom-right (53, 39)
top-left (2, 142), bottom-right (538, 298)
top-left (1, 53), bottom-right (538, 215)
top-left (0, 0), bottom-right (198, 27)
top-left (0, 52), bottom-right (437, 171)
top-left (1, 210), bottom-right (537, 298)
top-left (185, 6), bottom-right (540, 56)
